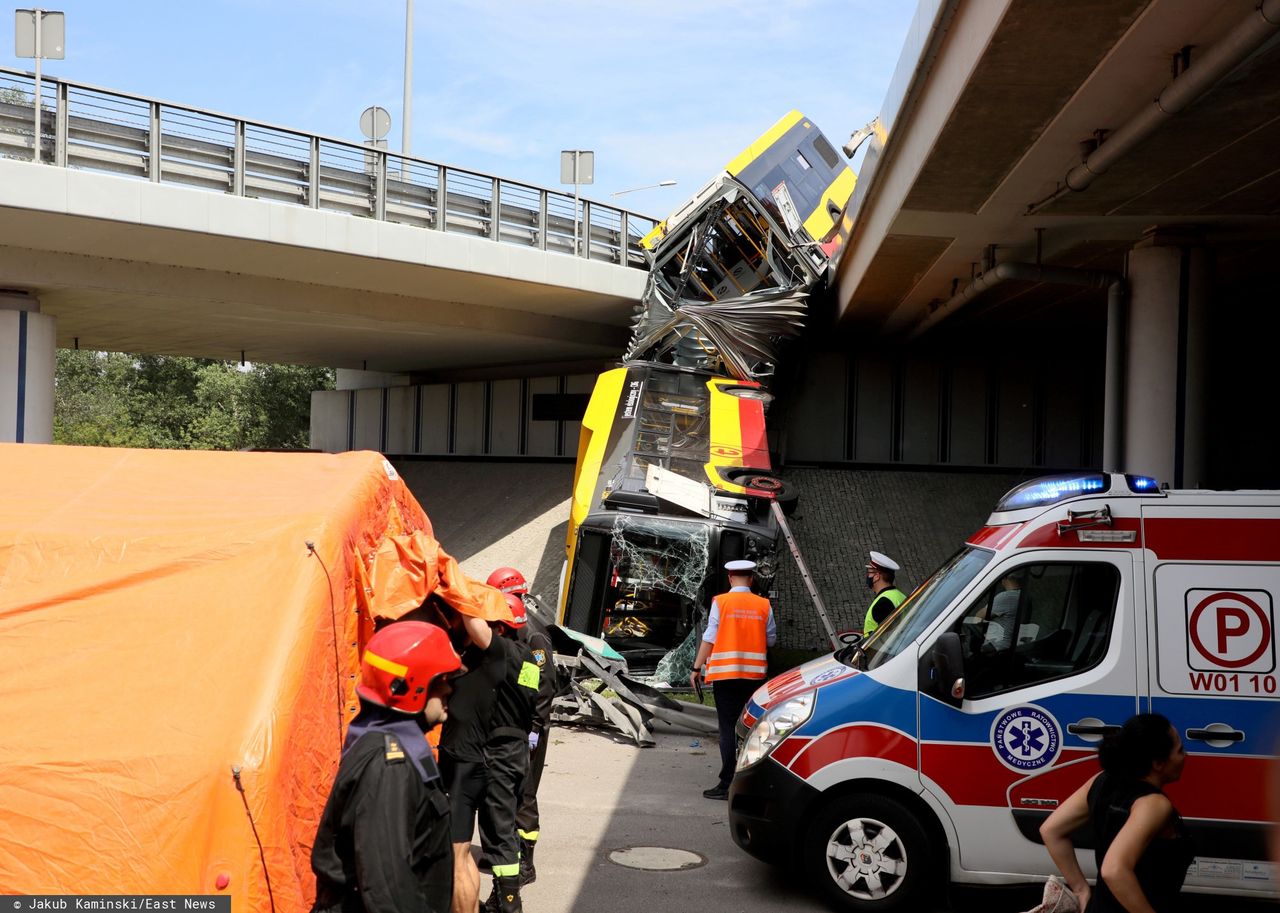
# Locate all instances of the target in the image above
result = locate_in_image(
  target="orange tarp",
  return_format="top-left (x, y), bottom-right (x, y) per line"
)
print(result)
top-left (0, 445), bottom-right (509, 910)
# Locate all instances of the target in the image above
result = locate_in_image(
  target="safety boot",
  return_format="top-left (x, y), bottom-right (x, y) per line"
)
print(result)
top-left (519, 836), bottom-right (537, 886)
top-left (493, 875), bottom-right (523, 913)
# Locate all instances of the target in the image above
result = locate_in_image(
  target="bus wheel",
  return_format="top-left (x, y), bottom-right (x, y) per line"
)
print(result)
top-left (740, 473), bottom-right (800, 516)
top-left (805, 793), bottom-right (933, 913)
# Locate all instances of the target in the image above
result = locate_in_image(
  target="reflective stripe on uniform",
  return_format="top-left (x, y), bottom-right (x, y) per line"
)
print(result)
top-left (706, 663), bottom-right (768, 676)
top-left (492, 863), bottom-right (520, 877)
top-left (706, 589), bottom-right (772, 683)
top-left (518, 661), bottom-right (540, 690)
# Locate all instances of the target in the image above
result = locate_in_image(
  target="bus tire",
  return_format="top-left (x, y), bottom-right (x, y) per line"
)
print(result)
top-left (739, 473), bottom-right (800, 516)
top-left (804, 792), bottom-right (934, 913)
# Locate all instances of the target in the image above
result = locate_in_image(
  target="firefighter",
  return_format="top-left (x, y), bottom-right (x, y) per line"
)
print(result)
top-left (478, 593), bottom-right (541, 913)
top-left (487, 567), bottom-right (556, 886)
top-left (438, 601), bottom-right (532, 913)
top-left (862, 550), bottom-right (905, 636)
top-left (311, 621), bottom-right (462, 913)
top-left (690, 559), bottom-right (776, 800)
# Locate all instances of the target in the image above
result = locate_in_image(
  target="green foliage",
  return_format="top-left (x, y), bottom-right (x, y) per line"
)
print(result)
top-left (54, 350), bottom-right (334, 451)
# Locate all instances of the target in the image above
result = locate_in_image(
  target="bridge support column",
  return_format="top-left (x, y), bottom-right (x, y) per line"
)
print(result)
top-left (0, 292), bottom-right (55, 444)
top-left (1122, 228), bottom-right (1210, 488)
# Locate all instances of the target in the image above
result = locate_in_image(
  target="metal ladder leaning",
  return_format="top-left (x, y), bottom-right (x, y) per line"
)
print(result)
top-left (769, 499), bottom-right (840, 650)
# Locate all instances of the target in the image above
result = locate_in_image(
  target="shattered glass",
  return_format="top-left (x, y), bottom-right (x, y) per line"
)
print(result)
top-left (648, 618), bottom-right (706, 687)
top-left (601, 518), bottom-right (715, 688)
top-left (607, 515), bottom-right (709, 605)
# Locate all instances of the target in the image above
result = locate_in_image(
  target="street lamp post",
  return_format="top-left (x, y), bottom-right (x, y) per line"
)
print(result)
top-left (402, 0), bottom-right (413, 158)
top-left (610, 180), bottom-right (677, 197)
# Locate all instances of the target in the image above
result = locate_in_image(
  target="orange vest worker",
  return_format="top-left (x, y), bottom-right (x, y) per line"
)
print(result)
top-left (705, 590), bottom-right (771, 681)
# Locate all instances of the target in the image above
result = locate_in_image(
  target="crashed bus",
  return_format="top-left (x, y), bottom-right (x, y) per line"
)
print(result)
top-left (556, 112), bottom-right (855, 674)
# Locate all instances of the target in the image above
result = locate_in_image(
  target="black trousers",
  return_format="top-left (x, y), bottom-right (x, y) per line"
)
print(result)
top-left (479, 738), bottom-right (528, 871)
top-left (515, 728), bottom-right (548, 837)
top-left (712, 678), bottom-right (759, 788)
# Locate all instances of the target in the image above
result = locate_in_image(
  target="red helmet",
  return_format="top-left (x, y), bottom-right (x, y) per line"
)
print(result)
top-left (499, 592), bottom-right (527, 629)
top-left (487, 566), bottom-right (529, 596)
top-left (357, 621), bottom-right (461, 714)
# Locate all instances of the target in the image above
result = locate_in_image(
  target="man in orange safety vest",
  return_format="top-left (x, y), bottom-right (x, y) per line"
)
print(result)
top-left (690, 559), bottom-right (776, 800)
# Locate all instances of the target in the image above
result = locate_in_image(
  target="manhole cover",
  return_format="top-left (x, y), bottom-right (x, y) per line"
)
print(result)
top-left (607, 846), bottom-right (706, 871)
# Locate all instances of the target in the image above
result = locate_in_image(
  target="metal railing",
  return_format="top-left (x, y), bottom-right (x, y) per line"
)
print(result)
top-left (0, 67), bottom-right (657, 268)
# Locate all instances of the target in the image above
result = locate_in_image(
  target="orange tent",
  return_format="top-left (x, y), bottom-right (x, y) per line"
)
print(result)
top-left (0, 445), bottom-right (509, 909)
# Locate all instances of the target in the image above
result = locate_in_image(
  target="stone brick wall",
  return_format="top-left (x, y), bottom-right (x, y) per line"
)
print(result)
top-left (769, 467), bottom-right (1027, 650)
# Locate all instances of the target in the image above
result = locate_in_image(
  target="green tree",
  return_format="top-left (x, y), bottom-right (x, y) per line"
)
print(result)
top-left (53, 350), bottom-right (334, 450)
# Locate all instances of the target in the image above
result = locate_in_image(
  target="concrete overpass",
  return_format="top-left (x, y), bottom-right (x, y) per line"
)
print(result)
top-left (0, 67), bottom-right (652, 443)
top-left (796, 0), bottom-right (1280, 490)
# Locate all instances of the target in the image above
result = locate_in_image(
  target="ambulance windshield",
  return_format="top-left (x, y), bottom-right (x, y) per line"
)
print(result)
top-left (859, 547), bottom-right (993, 672)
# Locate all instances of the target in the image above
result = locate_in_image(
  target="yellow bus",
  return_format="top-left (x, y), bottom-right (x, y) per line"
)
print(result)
top-left (641, 110), bottom-right (854, 258)
top-left (557, 112), bottom-right (853, 672)
top-left (557, 363), bottom-right (794, 670)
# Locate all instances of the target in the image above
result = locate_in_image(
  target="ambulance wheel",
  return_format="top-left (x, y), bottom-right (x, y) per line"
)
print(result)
top-left (805, 793), bottom-right (933, 912)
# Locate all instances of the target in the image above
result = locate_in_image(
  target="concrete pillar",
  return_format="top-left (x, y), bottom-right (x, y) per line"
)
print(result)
top-left (0, 292), bottom-right (55, 444)
top-left (1122, 229), bottom-right (1211, 488)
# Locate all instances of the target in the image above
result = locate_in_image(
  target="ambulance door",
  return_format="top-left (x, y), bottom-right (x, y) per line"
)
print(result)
top-left (1144, 504), bottom-right (1280, 896)
top-left (917, 552), bottom-right (1140, 877)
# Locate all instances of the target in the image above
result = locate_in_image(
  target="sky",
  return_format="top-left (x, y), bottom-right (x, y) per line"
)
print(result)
top-left (5, 0), bottom-right (917, 217)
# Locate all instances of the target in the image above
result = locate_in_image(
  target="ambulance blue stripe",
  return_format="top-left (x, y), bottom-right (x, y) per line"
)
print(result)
top-left (1149, 695), bottom-right (1280, 755)
top-left (920, 692), bottom-right (1141, 750)
top-left (805, 675), bottom-right (917, 736)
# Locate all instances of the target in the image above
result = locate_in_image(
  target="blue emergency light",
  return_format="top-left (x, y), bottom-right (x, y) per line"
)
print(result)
top-left (1125, 474), bottom-right (1161, 493)
top-left (996, 473), bottom-right (1110, 511)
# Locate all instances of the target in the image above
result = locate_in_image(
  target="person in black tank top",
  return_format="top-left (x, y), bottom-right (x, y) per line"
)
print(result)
top-left (1040, 713), bottom-right (1193, 913)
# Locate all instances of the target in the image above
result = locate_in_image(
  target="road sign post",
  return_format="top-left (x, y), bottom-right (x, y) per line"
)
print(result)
top-left (560, 150), bottom-right (594, 256)
top-left (14, 8), bottom-right (66, 165)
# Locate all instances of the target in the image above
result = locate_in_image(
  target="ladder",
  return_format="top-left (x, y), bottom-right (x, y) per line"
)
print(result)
top-left (769, 499), bottom-right (840, 649)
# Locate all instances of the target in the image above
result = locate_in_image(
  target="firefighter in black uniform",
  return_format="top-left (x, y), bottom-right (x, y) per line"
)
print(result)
top-left (479, 593), bottom-right (541, 913)
top-left (311, 621), bottom-right (462, 913)
top-left (439, 597), bottom-right (537, 913)
top-left (486, 568), bottom-right (557, 887)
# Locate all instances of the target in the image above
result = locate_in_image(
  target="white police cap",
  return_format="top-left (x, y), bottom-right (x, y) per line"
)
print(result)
top-left (725, 559), bottom-right (757, 572)
top-left (868, 551), bottom-right (900, 572)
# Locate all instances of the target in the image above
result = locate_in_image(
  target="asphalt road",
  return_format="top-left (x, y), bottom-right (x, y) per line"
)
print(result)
top-left (486, 722), bottom-right (1271, 913)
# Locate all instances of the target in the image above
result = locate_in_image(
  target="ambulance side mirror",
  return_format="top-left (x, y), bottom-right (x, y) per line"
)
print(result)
top-left (923, 632), bottom-right (966, 707)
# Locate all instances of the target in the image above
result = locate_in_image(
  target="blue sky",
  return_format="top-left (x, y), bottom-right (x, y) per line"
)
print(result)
top-left (6, 0), bottom-right (916, 217)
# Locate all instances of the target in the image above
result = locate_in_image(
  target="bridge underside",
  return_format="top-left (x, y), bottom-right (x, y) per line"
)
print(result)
top-left (0, 161), bottom-right (641, 374)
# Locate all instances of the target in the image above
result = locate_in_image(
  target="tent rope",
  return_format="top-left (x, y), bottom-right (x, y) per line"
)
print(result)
top-left (306, 540), bottom-right (345, 750)
top-left (232, 766), bottom-right (277, 913)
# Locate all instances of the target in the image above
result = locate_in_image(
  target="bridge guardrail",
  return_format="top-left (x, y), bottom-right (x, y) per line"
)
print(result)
top-left (0, 68), bottom-right (657, 268)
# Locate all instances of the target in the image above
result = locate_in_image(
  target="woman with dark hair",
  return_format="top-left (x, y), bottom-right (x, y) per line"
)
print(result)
top-left (1040, 712), bottom-right (1195, 912)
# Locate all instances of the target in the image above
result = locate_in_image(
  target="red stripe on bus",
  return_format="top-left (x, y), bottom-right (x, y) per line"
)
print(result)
top-left (1144, 518), bottom-right (1280, 561)
top-left (738, 397), bottom-right (770, 469)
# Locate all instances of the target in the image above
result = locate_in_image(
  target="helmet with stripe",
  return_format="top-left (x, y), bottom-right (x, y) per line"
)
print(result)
top-left (357, 621), bottom-right (462, 714)
top-left (499, 592), bottom-right (527, 629)
top-left (487, 566), bottom-right (529, 596)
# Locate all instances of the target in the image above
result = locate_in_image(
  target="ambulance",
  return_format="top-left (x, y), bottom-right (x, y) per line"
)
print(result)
top-left (729, 472), bottom-right (1279, 912)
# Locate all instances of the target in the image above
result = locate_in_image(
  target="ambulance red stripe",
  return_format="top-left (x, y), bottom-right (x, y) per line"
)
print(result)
top-left (1145, 518), bottom-right (1280, 562)
top-left (788, 724), bottom-right (916, 779)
